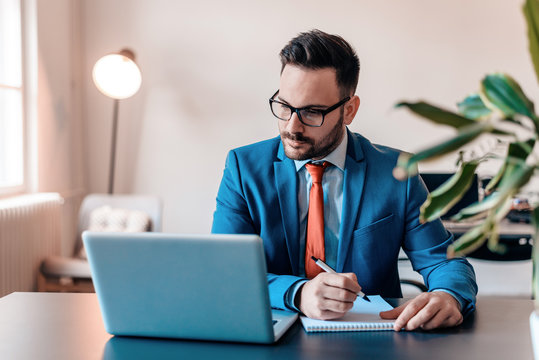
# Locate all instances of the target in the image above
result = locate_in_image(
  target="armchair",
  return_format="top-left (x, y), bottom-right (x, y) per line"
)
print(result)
top-left (37, 194), bottom-right (162, 292)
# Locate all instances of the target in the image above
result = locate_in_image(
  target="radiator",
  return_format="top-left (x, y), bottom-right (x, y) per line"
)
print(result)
top-left (0, 193), bottom-right (63, 297)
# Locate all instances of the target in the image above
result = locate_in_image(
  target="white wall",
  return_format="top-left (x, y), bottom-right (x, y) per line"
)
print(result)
top-left (81, 0), bottom-right (539, 233)
top-left (37, 0), bottom-right (84, 194)
top-left (36, 0), bottom-right (85, 255)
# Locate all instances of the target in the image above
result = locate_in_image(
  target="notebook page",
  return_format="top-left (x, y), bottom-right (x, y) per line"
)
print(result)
top-left (300, 295), bottom-right (395, 332)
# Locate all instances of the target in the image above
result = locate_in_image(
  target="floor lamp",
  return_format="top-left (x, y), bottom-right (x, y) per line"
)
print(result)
top-left (92, 49), bottom-right (142, 194)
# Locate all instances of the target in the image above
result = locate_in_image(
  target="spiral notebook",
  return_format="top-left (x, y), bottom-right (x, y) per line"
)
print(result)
top-left (300, 295), bottom-right (395, 332)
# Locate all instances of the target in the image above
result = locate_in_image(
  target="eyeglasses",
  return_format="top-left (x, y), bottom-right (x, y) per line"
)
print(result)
top-left (269, 90), bottom-right (350, 127)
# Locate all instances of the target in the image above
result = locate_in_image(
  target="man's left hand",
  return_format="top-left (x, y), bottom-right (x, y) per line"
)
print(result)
top-left (379, 291), bottom-right (463, 331)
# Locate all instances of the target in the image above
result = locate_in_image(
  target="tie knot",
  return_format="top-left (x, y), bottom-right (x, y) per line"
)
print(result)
top-left (305, 161), bottom-right (330, 183)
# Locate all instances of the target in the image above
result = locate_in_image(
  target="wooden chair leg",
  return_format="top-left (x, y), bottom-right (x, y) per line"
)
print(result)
top-left (37, 271), bottom-right (47, 292)
top-left (37, 271), bottom-right (95, 293)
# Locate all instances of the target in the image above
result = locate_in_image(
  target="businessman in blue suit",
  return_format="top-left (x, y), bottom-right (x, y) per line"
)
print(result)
top-left (212, 29), bottom-right (477, 331)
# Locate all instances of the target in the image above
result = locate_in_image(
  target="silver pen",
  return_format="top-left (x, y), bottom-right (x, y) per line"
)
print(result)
top-left (311, 256), bottom-right (371, 302)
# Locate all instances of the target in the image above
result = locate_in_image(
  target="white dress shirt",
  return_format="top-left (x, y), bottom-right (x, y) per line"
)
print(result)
top-left (284, 133), bottom-right (348, 310)
top-left (294, 133), bottom-right (348, 275)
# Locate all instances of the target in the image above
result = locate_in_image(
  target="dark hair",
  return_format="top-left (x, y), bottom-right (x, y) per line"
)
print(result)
top-left (279, 29), bottom-right (360, 97)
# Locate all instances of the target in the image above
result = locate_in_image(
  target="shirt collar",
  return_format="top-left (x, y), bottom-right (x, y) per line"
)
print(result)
top-left (294, 131), bottom-right (348, 172)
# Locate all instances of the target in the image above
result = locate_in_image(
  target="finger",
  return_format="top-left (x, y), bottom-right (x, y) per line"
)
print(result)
top-left (405, 303), bottom-right (442, 331)
top-left (321, 273), bottom-right (361, 294)
top-left (313, 309), bottom-right (349, 320)
top-left (319, 298), bottom-right (355, 315)
top-left (341, 273), bottom-right (361, 293)
top-left (407, 293), bottom-right (463, 330)
top-left (341, 272), bottom-right (358, 283)
top-left (379, 302), bottom-right (408, 319)
top-left (320, 285), bottom-right (358, 303)
top-left (393, 296), bottom-right (430, 331)
top-left (421, 311), bottom-right (463, 330)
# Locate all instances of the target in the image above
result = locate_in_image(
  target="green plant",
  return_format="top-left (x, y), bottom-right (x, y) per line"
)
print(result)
top-left (393, 0), bottom-right (539, 259)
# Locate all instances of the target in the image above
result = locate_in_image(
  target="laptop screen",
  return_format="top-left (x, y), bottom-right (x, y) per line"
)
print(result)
top-left (420, 173), bottom-right (479, 219)
top-left (83, 232), bottom-right (297, 343)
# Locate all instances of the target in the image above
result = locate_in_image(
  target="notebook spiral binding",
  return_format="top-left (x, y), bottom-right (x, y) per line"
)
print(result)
top-left (306, 322), bottom-right (395, 332)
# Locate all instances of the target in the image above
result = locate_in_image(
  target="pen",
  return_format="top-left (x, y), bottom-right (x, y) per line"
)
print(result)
top-left (311, 256), bottom-right (371, 302)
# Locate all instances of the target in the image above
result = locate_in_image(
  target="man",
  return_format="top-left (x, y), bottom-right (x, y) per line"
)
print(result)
top-left (212, 29), bottom-right (477, 331)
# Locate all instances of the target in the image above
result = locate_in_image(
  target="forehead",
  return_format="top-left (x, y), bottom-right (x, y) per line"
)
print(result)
top-left (279, 65), bottom-right (339, 106)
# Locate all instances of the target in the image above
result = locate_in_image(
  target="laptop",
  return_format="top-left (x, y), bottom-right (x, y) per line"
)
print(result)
top-left (82, 232), bottom-right (298, 344)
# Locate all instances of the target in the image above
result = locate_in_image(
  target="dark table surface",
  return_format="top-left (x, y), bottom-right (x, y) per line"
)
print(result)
top-left (0, 292), bottom-right (534, 360)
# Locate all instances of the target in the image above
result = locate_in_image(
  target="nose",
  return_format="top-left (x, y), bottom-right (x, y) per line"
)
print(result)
top-left (286, 111), bottom-right (305, 133)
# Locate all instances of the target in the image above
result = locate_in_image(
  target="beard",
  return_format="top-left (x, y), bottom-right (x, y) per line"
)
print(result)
top-left (280, 114), bottom-right (345, 161)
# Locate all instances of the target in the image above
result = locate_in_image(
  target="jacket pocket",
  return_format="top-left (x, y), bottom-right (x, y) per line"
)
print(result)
top-left (347, 213), bottom-right (398, 293)
top-left (353, 213), bottom-right (395, 239)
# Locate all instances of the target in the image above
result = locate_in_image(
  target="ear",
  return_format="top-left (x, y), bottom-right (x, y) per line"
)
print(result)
top-left (343, 95), bottom-right (360, 126)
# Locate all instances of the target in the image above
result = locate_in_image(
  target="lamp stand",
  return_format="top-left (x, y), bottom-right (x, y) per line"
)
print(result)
top-left (108, 99), bottom-right (119, 194)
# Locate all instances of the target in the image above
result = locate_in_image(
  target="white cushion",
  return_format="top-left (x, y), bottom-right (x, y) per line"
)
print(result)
top-left (87, 205), bottom-right (150, 232)
top-left (78, 205), bottom-right (151, 259)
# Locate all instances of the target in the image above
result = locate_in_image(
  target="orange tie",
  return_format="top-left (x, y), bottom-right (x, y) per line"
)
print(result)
top-left (305, 161), bottom-right (330, 279)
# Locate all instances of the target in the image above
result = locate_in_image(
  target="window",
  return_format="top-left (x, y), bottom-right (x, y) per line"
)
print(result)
top-left (0, 0), bottom-right (23, 191)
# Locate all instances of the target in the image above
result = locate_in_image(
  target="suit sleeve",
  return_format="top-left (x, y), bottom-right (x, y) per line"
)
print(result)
top-left (211, 150), bottom-right (304, 311)
top-left (212, 150), bottom-right (257, 234)
top-left (402, 174), bottom-right (478, 317)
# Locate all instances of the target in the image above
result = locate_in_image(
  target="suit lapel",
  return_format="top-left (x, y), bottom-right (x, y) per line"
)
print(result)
top-left (274, 142), bottom-right (300, 275)
top-left (336, 131), bottom-right (366, 272)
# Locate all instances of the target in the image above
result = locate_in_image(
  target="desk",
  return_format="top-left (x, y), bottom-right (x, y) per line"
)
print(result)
top-left (0, 292), bottom-right (534, 360)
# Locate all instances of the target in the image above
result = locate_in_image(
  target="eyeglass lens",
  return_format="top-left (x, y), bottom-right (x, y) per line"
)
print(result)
top-left (270, 102), bottom-right (324, 127)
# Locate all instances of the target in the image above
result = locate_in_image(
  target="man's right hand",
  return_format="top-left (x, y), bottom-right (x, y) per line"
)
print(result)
top-left (296, 272), bottom-right (362, 320)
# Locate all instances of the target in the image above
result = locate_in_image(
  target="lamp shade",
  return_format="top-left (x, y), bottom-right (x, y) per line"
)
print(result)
top-left (92, 49), bottom-right (142, 100)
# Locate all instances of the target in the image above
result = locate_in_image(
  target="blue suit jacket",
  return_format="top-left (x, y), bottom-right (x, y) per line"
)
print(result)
top-left (212, 130), bottom-right (477, 315)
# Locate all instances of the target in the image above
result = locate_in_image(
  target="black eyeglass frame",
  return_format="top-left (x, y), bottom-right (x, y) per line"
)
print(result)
top-left (268, 90), bottom-right (351, 127)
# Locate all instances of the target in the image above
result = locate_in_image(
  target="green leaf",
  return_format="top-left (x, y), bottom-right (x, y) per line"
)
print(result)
top-left (533, 205), bottom-right (539, 241)
top-left (450, 192), bottom-right (501, 221)
top-left (397, 101), bottom-right (477, 129)
top-left (490, 157), bottom-right (535, 197)
top-left (420, 161), bottom-right (480, 223)
top-left (457, 94), bottom-right (492, 120)
top-left (486, 224), bottom-right (506, 254)
top-left (484, 164), bottom-right (506, 195)
top-left (394, 122), bottom-right (496, 179)
top-left (448, 221), bottom-right (493, 258)
top-left (452, 163), bottom-right (536, 221)
top-left (485, 138), bottom-right (536, 193)
top-left (501, 117), bottom-right (526, 127)
top-left (524, 0), bottom-right (539, 88)
top-left (397, 100), bottom-right (513, 137)
top-left (480, 73), bottom-right (538, 128)
top-left (508, 137), bottom-right (536, 158)
top-left (494, 196), bottom-right (517, 223)
top-left (448, 197), bottom-right (517, 258)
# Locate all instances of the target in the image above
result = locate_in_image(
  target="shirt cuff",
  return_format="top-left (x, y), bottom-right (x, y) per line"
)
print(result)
top-left (431, 288), bottom-right (464, 312)
top-left (284, 279), bottom-right (309, 312)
